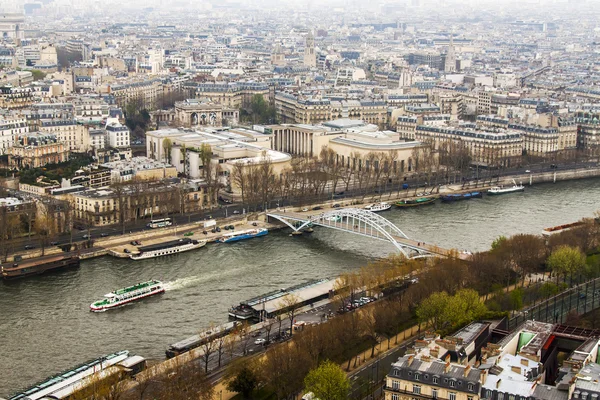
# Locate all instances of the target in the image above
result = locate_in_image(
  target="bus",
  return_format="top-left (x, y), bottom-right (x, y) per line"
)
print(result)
top-left (147, 218), bottom-right (172, 229)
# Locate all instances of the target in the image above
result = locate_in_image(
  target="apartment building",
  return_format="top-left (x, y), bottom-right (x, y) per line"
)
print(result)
top-left (39, 120), bottom-right (90, 152)
top-left (0, 115), bottom-right (28, 154)
top-left (415, 123), bottom-right (522, 167)
top-left (105, 121), bottom-right (130, 149)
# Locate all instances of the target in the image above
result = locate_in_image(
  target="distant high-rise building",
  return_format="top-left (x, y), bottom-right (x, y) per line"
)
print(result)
top-left (304, 31), bottom-right (316, 68)
top-left (445, 34), bottom-right (456, 73)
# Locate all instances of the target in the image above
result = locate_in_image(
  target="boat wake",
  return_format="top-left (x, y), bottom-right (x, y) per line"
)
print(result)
top-left (163, 275), bottom-right (207, 291)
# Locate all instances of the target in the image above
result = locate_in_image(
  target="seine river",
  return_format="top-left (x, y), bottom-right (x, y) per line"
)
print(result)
top-left (1, 179), bottom-right (600, 396)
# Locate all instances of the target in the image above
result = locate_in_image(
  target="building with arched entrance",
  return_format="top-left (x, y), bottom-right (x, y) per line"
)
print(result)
top-left (173, 99), bottom-right (239, 128)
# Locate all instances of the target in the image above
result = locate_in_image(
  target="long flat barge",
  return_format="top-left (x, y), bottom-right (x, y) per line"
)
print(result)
top-left (8, 350), bottom-right (146, 400)
top-left (1, 255), bottom-right (80, 280)
top-left (542, 221), bottom-right (588, 236)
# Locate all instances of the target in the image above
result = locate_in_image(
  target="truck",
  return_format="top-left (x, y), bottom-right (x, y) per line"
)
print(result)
top-left (203, 219), bottom-right (216, 228)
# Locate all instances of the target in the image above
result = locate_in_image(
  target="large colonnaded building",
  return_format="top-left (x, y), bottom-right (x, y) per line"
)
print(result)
top-left (268, 119), bottom-right (425, 172)
top-left (384, 319), bottom-right (600, 400)
top-left (145, 119), bottom-right (427, 193)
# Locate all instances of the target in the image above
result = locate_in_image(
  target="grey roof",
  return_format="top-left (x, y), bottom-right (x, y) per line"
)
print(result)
top-left (532, 385), bottom-right (569, 400)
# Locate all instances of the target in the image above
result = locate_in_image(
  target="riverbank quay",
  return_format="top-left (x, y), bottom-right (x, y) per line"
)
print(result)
top-left (5, 164), bottom-right (600, 267)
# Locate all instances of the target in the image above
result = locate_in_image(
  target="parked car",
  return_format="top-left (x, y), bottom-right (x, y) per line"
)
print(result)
top-left (254, 338), bottom-right (266, 345)
top-left (302, 208), bottom-right (309, 212)
top-left (233, 210), bottom-right (240, 215)
top-left (215, 227), bottom-right (221, 232)
top-left (228, 225), bottom-right (234, 230)
top-left (312, 206), bottom-right (323, 210)
top-left (252, 222), bottom-right (258, 227)
top-left (332, 203), bottom-right (341, 208)
top-left (24, 244), bottom-right (35, 250)
top-left (50, 241), bottom-right (59, 246)
top-left (124, 248), bottom-right (131, 254)
top-left (130, 240), bottom-right (141, 246)
top-left (100, 233), bottom-right (109, 237)
top-left (183, 232), bottom-right (194, 236)
top-left (550, 164), bottom-right (558, 169)
top-left (202, 230), bottom-right (208, 235)
top-left (82, 234), bottom-right (90, 240)
top-left (223, 226), bottom-right (230, 230)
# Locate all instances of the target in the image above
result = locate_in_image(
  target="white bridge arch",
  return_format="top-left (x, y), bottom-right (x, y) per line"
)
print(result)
top-left (267, 208), bottom-right (440, 258)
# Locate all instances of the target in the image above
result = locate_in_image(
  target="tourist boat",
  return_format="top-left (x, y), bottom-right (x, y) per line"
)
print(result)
top-left (440, 191), bottom-right (483, 202)
top-left (217, 228), bottom-right (268, 243)
top-left (364, 202), bottom-right (392, 212)
top-left (129, 238), bottom-right (206, 260)
top-left (1, 255), bottom-right (80, 280)
top-left (90, 280), bottom-right (165, 312)
top-left (487, 180), bottom-right (525, 195)
top-left (395, 197), bottom-right (436, 207)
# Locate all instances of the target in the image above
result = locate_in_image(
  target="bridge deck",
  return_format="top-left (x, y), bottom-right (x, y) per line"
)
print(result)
top-left (267, 210), bottom-right (463, 259)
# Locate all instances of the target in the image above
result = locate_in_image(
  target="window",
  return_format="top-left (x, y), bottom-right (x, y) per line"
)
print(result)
top-left (433, 377), bottom-right (438, 384)
top-left (392, 380), bottom-right (400, 390)
top-left (413, 385), bottom-right (421, 395)
top-left (394, 370), bottom-right (400, 376)
top-left (468, 396), bottom-right (473, 400)
top-left (498, 393), bottom-right (504, 400)
top-left (415, 374), bottom-right (420, 381)
top-left (468, 384), bottom-right (474, 391)
top-left (450, 380), bottom-right (455, 388)
top-left (449, 393), bottom-right (456, 400)
top-left (432, 389), bottom-right (438, 399)
top-left (392, 395), bottom-right (399, 400)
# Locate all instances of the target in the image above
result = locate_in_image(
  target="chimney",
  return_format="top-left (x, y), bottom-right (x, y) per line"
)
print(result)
top-left (464, 365), bottom-right (471, 377)
top-left (445, 362), bottom-right (451, 374)
top-left (496, 379), bottom-right (502, 389)
top-left (408, 355), bottom-right (415, 366)
top-left (481, 369), bottom-right (488, 385)
top-left (520, 358), bottom-right (529, 367)
top-left (445, 354), bottom-right (451, 363)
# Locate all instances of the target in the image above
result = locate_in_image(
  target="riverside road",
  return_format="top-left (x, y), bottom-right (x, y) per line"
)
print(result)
top-left (2, 178), bottom-right (600, 396)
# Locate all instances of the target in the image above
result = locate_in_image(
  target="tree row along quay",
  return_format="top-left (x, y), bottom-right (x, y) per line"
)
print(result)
top-left (213, 223), bottom-right (600, 399)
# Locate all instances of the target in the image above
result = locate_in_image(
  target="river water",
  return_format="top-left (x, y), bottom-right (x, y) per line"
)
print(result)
top-left (2, 179), bottom-right (600, 396)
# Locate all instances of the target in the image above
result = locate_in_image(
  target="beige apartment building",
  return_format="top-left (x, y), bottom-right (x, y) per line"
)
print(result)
top-left (275, 93), bottom-right (332, 124)
top-left (415, 124), bottom-right (522, 167)
top-left (39, 120), bottom-right (90, 152)
top-left (109, 78), bottom-right (164, 110)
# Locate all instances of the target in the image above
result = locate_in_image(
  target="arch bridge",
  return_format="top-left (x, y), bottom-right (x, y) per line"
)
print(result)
top-left (267, 208), bottom-right (456, 259)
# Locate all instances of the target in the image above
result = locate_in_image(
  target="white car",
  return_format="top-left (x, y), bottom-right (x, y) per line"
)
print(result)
top-left (254, 338), bottom-right (266, 345)
top-left (302, 208), bottom-right (309, 212)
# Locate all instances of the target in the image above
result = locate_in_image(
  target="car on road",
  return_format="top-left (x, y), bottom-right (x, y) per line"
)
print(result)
top-left (82, 234), bottom-right (90, 239)
top-left (254, 338), bottom-right (266, 345)
top-left (50, 241), bottom-right (59, 246)
top-left (312, 206), bottom-right (323, 210)
top-left (24, 244), bottom-right (35, 250)
top-left (550, 164), bottom-right (558, 169)
top-left (332, 203), bottom-right (341, 208)
top-left (100, 233), bottom-right (109, 237)
top-left (130, 240), bottom-right (141, 246)
top-left (302, 208), bottom-right (309, 212)
top-left (202, 230), bottom-right (208, 235)
top-left (184, 232), bottom-right (194, 236)
top-left (124, 248), bottom-right (131, 254)
top-left (525, 170), bottom-right (531, 173)
top-left (233, 210), bottom-right (240, 215)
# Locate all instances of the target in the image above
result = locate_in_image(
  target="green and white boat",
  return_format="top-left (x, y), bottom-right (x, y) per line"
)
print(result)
top-left (90, 280), bottom-right (164, 312)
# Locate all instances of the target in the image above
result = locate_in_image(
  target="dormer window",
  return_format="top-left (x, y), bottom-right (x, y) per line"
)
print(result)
top-left (449, 380), bottom-right (455, 388)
